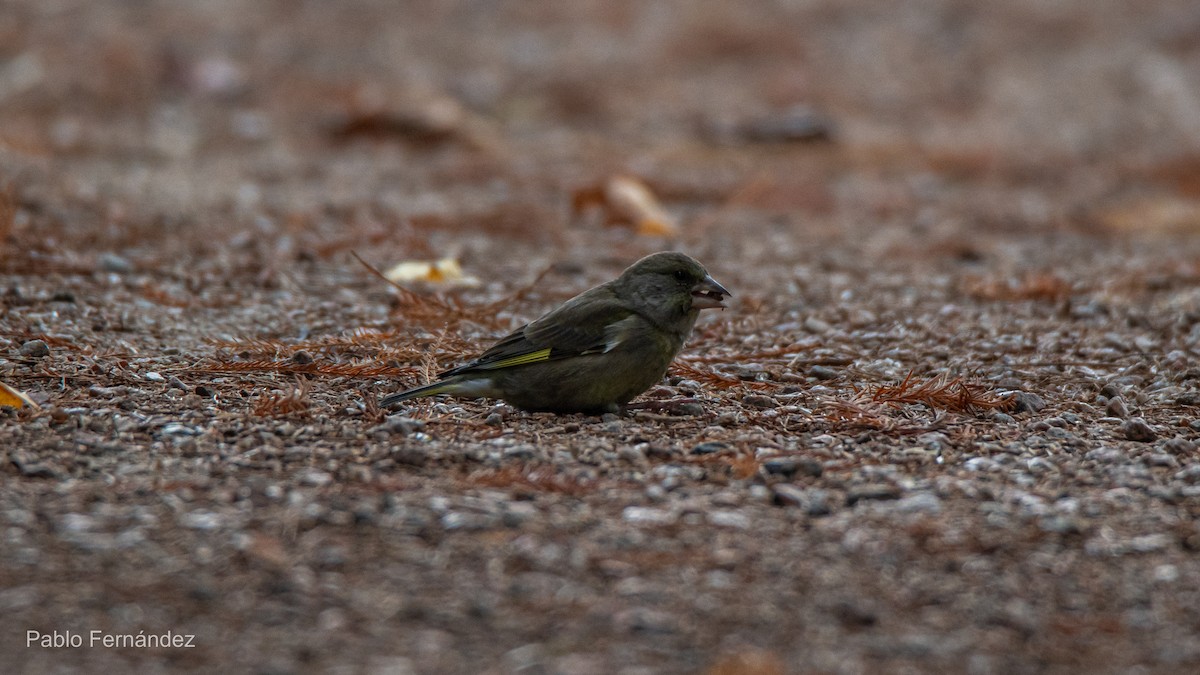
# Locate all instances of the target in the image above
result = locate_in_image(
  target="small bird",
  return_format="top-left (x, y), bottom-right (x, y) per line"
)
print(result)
top-left (381, 251), bottom-right (730, 413)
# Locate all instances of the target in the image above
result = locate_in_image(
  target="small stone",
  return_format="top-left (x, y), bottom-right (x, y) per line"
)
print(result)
top-left (291, 350), bottom-right (314, 365)
top-left (390, 446), bottom-right (429, 467)
top-left (1162, 437), bottom-right (1197, 456)
top-left (299, 470), bottom-right (333, 486)
top-left (18, 340), bottom-right (49, 358)
top-left (1106, 396), bottom-right (1129, 418)
top-left (622, 507), bottom-right (677, 526)
top-left (771, 483), bottom-right (805, 507)
top-left (503, 445), bottom-right (536, 460)
top-left (846, 484), bottom-right (901, 506)
top-left (644, 484), bottom-right (667, 502)
top-left (795, 457), bottom-right (823, 477)
top-left (618, 445), bottom-right (647, 463)
top-left (763, 457), bottom-right (799, 478)
top-left (770, 484), bottom-right (832, 515)
top-left (803, 316), bottom-right (832, 334)
top-left (167, 375), bottom-right (188, 390)
top-left (1176, 465), bottom-right (1200, 484)
top-left (98, 252), bottom-right (133, 273)
top-left (742, 394), bottom-right (778, 409)
top-left (1123, 417), bottom-right (1157, 443)
top-left (808, 365), bottom-right (838, 380)
top-left (707, 510), bottom-right (751, 529)
top-left (378, 416), bottom-right (425, 436)
top-left (691, 441), bottom-right (730, 455)
top-left (144, 371), bottom-right (164, 382)
top-left (484, 412), bottom-right (504, 426)
top-left (894, 492), bottom-right (942, 513)
top-left (179, 511), bottom-right (223, 530)
top-left (1010, 391), bottom-right (1046, 413)
top-left (11, 455), bottom-right (59, 478)
top-left (1086, 447), bottom-right (1123, 463)
top-left (1145, 454), bottom-right (1177, 468)
top-left (51, 290), bottom-right (76, 303)
top-left (503, 643), bottom-right (545, 672)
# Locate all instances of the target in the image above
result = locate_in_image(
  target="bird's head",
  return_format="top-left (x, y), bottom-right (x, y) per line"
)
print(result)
top-left (615, 251), bottom-right (731, 320)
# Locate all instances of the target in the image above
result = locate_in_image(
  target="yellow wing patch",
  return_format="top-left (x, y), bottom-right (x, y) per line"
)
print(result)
top-left (477, 348), bottom-right (553, 370)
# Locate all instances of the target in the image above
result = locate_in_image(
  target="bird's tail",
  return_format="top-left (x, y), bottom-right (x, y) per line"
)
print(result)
top-left (380, 380), bottom-right (454, 407)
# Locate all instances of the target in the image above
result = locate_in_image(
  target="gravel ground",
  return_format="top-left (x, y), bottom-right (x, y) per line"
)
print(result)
top-left (3, 1), bottom-right (1200, 673)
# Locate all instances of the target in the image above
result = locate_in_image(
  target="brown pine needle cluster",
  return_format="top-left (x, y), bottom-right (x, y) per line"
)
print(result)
top-left (195, 359), bottom-right (417, 378)
top-left (672, 359), bottom-right (773, 390)
top-left (964, 272), bottom-right (1072, 302)
top-left (862, 371), bottom-right (1015, 413)
top-left (823, 400), bottom-right (901, 432)
top-left (466, 465), bottom-right (593, 495)
top-left (253, 377), bottom-right (313, 417)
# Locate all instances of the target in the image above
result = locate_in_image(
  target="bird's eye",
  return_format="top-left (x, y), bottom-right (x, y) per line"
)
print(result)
top-left (673, 270), bottom-right (689, 282)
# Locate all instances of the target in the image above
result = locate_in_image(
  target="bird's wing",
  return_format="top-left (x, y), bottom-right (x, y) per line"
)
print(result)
top-left (440, 289), bottom-right (639, 376)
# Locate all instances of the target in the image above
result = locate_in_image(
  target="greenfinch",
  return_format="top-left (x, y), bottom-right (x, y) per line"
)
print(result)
top-left (381, 251), bottom-right (730, 413)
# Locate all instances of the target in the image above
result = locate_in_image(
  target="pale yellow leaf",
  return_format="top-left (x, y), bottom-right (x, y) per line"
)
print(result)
top-left (383, 257), bottom-right (480, 287)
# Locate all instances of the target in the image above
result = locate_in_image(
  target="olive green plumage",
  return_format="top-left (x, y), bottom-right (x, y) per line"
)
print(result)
top-left (381, 251), bottom-right (730, 414)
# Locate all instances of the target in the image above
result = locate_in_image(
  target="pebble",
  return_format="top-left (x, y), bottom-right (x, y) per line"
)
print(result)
top-left (742, 394), bottom-right (778, 409)
top-left (299, 470), bottom-right (333, 487)
top-left (1123, 418), bottom-right (1157, 443)
top-left (1162, 438), bottom-right (1197, 456)
top-left (808, 365), bottom-right (838, 380)
top-left (893, 492), bottom-right (942, 513)
top-left (376, 416), bottom-right (426, 436)
top-left (803, 317), bottom-right (832, 334)
top-left (846, 484), bottom-right (901, 506)
top-left (98, 253), bottom-right (133, 273)
top-left (503, 445), bottom-right (537, 460)
top-left (1106, 397), bottom-right (1129, 419)
top-left (707, 510), bottom-right (751, 529)
top-left (691, 441), bottom-right (729, 455)
top-left (1085, 447), bottom-right (1123, 463)
top-left (622, 507), bottom-right (677, 526)
top-left (733, 105), bottom-right (835, 143)
top-left (763, 457), bottom-right (800, 478)
top-left (771, 484), bottom-right (832, 515)
top-left (1176, 465), bottom-right (1200, 484)
top-left (18, 340), bottom-right (49, 358)
top-left (1010, 391), bottom-right (1046, 413)
top-left (607, 443), bottom-right (641, 463)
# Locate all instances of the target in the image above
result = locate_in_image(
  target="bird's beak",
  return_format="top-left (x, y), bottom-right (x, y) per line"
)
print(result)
top-left (691, 274), bottom-right (731, 310)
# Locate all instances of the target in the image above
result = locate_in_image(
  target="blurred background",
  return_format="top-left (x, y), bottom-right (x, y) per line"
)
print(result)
top-left (2, 0), bottom-right (1199, 274)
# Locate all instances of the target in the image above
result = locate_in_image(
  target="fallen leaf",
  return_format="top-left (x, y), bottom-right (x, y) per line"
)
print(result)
top-left (0, 381), bottom-right (39, 409)
top-left (572, 175), bottom-right (680, 237)
top-left (384, 257), bottom-right (480, 287)
top-left (1095, 196), bottom-right (1200, 234)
